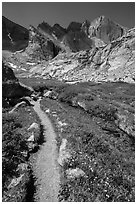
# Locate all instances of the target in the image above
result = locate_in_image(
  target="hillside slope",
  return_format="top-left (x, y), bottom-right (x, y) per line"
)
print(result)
top-left (37, 28), bottom-right (135, 83)
top-left (2, 16), bottom-right (29, 51)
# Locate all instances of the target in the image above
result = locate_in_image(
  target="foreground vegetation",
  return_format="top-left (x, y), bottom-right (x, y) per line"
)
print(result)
top-left (4, 77), bottom-right (134, 201)
top-left (39, 80), bottom-right (135, 202)
top-left (2, 105), bottom-right (40, 202)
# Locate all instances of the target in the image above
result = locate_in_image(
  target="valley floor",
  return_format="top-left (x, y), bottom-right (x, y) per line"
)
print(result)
top-left (2, 79), bottom-right (135, 202)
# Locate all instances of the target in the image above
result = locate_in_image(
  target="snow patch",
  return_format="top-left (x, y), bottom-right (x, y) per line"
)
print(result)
top-left (27, 62), bottom-right (36, 65)
top-left (8, 62), bottom-right (17, 69)
top-left (8, 33), bottom-right (14, 44)
top-left (52, 33), bottom-right (57, 40)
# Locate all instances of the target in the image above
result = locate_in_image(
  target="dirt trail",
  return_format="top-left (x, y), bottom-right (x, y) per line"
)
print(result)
top-left (32, 100), bottom-right (60, 202)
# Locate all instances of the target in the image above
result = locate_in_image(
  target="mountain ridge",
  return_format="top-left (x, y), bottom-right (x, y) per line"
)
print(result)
top-left (2, 15), bottom-right (134, 84)
top-left (2, 15), bottom-right (129, 53)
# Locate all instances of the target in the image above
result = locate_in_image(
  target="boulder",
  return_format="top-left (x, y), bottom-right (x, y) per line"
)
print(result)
top-left (77, 101), bottom-right (87, 110)
top-left (115, 110), bottom-right (135, 137)
top-left (57, 138), bottom-right (71, 166)
top-left (27, 122), bottom-right (39, 131)
top-left (27, 132), bottom-right (37, 152)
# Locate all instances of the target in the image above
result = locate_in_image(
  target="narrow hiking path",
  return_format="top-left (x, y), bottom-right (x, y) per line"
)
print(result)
top-left (32, 99), bottom-right (60, 202)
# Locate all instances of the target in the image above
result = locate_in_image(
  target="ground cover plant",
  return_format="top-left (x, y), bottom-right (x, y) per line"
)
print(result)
top-left (19, 77), bottom-right (68, 92)
top-left (2, 105), bottom-right (41, 202)
top-left (40, 81), bottom-right (135, 202)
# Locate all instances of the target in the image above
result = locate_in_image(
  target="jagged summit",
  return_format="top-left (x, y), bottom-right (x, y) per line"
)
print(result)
top-left (2, 14), bottom-right (134, 84)
top-left (2, 15), bottom-right (130, 53)
top-left (37, 21), bottom-right (52, 34)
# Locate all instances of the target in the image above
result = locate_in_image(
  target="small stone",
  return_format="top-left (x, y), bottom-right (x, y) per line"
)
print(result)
top-left (66, 168), bottom-right (86, 180)
top-left (27, 132), bottom-right (35, 142)
top-left (45, 109), bottom-right (50, 113)
top-left (57, 121), bottom-right (68, 128)
top-left (17, 163), bottom-right (28, 172)
top-left (7, 174), bottom-right (24, 189)
top-left (28, 122), bottom-right (39, 131)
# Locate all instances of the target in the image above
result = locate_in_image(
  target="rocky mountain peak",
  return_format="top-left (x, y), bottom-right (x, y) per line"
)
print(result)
top-left (52, 23), bottom-right (66, 31)
top-left (52, 24), bottom-right (66, 39)
top-left (2, 15), bottom-right (134, 83)
top-left (37, 21), bottom-right (52, 34)
top-left (29, 25), bottom-right (38, 42)
top-left (88, 15), bottom-right (128, 43)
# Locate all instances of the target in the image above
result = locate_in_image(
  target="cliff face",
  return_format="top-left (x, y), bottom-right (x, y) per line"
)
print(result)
top-left (38, 21), bottom-right (94, 52)
top-left (37, 16), bottom-right (128, 52)
top-left (25, 25), bottom-right (61, 62)
top-left (2, 16), bottom-right (29, 51)
top-left (88, 16), bottom-right (128, 44)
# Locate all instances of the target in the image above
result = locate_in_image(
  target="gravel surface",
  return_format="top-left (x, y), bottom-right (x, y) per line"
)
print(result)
top-left (32, 100), bottom-right (60, 202)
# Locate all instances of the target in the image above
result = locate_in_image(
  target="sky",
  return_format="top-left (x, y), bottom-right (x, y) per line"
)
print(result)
top-left (2, 2), bottom-right (135, 29)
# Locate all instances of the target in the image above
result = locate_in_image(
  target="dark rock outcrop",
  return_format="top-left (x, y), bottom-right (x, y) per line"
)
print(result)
top-left (2, 62), bottom-right (33, 105)
top-left (2, 16), bottom-right (29, 51)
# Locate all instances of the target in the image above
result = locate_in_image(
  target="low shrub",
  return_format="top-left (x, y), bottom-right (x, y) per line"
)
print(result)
top-left (2, 112), bottom-right (28, 192)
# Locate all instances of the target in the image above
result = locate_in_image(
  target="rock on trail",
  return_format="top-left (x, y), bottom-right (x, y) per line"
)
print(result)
top-left (32, 100), bottom-right (60, 202)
